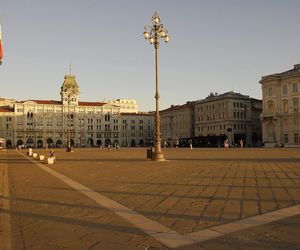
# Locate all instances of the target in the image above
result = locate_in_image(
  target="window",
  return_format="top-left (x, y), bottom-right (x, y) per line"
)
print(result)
top-left (283, 100), bottom-right (288, 113)
top-left (294, 133), bottom-right (299, 144)
top-left (293, 99), bottom-right (299, 113)
top-left (292, 83), bottom-right (298, 93)
top-left (105, 114), bottom-right (110, 121)
top-left (284, 134), bottom-right (289, 143)
top-left (268, 87), bottom-right (273, 97)
top-left (267, 101), bottom-right (274, 113)
top-left (283, 85), bottom-right (288, 94)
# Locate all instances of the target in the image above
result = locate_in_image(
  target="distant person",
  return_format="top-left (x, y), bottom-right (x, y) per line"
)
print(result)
top-left (240, 139), bottom-right (244, 148)
top-left (188, 139), bottom-right (193, 150)
top-left (224, 139), bottom-right (229, 149)
top-left (49, 149), bottom-right (55, 158)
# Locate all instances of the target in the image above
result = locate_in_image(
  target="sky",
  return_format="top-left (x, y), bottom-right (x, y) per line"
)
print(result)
top-left (1, 0), bottom-right (300, 111)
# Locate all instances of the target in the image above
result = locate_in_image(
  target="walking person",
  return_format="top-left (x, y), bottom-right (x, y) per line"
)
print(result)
top-left (240, 139), bottom-right (244, 148)
top-left (224, 139), bottom-right (229, 149)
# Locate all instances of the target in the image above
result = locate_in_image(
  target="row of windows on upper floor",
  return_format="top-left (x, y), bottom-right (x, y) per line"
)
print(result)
top-left (284, 133), bottom-right (299, 144)
top-left (122, 119), bottom-right (151, 124)
top-left (8, 122), bottom-right (152, 131)
top-left (197, 123), bottom-right (247, 132)
top-left (197, 111), bottom-right (246, 122)
top-left (266, 98), bottom-right (299, 114)
top-left (196, 103), bottom-right (225, 112)
top-left (161, 114), bottom-right (188, 122)
top-left (267, 82), bottom-right (299, 97)
top-left (5, 117), bottom-right (152, 126)
top-left (121, 133), bottom-right (150, 138)
top-left (196, 101), bottom-right (248, 113)
top-left (120, 106), bottom-right (136, 109)
top-left (161, 123), bottom-right (188, 130)
top-left (15, 109), bottom-right (118, 114)
top-left (11, 117), bottom-right (118, 124)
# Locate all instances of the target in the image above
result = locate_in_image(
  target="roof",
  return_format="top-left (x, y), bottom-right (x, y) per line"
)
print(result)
top-left (195, 91), bottom-right (250, 104)
top-left (78, 101), bottom-right (107, 107)
top-left (0, 107), bottom-right (13, 112)
top-left (121, 112), bottom-right (153, 116)
top-left (28, 100), bottom-right (62, 105)
top-left (17, 100), bottom-right (108, 107)
top-left (160, 102), bottom-right (195, 113)
top-left (260, 64), bottom-right (300, 83)
top-left (60, 74), bottom-right (79, 93)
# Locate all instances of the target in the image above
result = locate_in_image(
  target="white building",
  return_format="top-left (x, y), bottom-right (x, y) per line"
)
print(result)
top-left (109, 99), bottom-right (138, 113)
top-left (260, 64), bottom-right (300, 147)
top-left (0, 74), bottom-right (154, 148)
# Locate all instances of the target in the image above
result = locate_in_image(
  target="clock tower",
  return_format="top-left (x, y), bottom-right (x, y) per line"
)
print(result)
top-left (60, 74), bottom-right (79, 106)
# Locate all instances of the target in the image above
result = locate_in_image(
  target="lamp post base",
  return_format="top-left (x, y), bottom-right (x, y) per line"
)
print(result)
top-left (66, 146), bottom-right (73, 152)
top-left (152, 151), bottom-right (165, 161)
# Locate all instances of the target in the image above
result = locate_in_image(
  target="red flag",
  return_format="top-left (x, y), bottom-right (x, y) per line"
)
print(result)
top-left (0, 23), bottom-right (3, 65)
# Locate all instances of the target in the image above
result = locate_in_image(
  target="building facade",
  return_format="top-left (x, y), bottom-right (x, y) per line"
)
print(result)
top-left (109, 99), bottom-right (138, 113)
top-left (120, 113), bottom-right (154, 147)
top-left (194, 92), bottom-right (262, 147)
top-left (0, 74), bottom-right (154, 148)
top-left (260, 64), bottom-right (300, 147)
top-left (160, 102), bottom-right (195, 146)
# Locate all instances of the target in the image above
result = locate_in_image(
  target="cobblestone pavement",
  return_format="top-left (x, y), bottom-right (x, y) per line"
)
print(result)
top-left (0, 148), bottom-right (300, 249)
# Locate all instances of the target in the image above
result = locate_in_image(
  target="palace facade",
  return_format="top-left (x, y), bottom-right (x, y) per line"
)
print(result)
top-left (0, 74), bottom-right (154, 148)
top-left (260, 64), bottom-right (300, 147)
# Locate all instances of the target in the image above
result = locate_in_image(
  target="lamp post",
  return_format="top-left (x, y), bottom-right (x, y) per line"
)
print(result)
top-left (143, 11), bottom-right (170, 161)
top-left (44, 113), bottom-right (48, 149)
top-left (66, 91), bottom-right (76, 152)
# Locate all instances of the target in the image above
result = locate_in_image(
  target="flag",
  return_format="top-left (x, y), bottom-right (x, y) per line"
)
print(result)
top-left (0, 22), bottom-right (3, 65)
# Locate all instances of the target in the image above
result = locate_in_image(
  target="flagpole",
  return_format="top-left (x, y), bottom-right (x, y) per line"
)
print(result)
top-left (0, 20), bottom-right (3, 65)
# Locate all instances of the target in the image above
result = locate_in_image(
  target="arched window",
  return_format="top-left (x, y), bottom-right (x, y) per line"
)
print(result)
top-left (27, 111), bottom-right (33, 118)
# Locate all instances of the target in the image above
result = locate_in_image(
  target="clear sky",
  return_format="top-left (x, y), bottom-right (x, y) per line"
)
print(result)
top-left (1, 0), bottom-right (300, 111)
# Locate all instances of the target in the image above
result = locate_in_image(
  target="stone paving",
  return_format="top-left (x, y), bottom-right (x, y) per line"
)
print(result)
top-left (1, 147), bottom-right (300, 249)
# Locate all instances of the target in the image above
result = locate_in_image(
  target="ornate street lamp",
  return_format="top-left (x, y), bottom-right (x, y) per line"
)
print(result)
top-left (66, 89), bottom-right (77, 152)
top-left (143, 11), bottom-right (170, 161)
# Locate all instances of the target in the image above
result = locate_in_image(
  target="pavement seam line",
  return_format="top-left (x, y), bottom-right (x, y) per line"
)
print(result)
top-left (18, 152), bottom-right (196, 248)
top-left (17, 151), bottom-right (300, 249)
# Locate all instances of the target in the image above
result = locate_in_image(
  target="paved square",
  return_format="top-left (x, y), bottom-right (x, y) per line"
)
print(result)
top-left (1, 148), bottom-right (300, 249)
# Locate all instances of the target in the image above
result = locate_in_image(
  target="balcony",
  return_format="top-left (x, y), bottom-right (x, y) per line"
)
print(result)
top-left (260, 112), bottom-right (279, 120)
